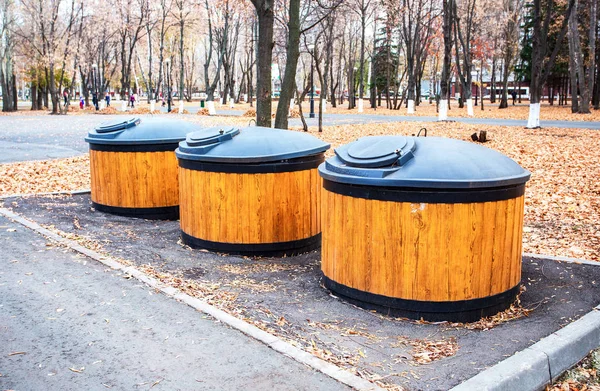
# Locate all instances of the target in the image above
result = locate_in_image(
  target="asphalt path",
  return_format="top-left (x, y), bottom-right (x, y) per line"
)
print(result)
top-left (0, 111), bottom-right (596, 163)
top-left (0, 215), bottom-right (349, 391)
top-left (0, 115), bottom-right (121, 163)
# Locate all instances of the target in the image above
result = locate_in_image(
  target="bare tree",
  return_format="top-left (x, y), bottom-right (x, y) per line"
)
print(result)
top-left (568, 0), bottom-right (597, 113)
top-left (527, 0), bottom-right (575, 128)
top-left (353, 0), bottom-right (372, 112)
top-left (203, 0), bottom-right (229, 114)
top-left (173, 0), bottom-right (196, 104)
top-left (0, 0), bottom-right (17, 112)
top-left (452, 0), bottom-right (476, 113)
top-left (115, 0), bottom-right (147, 97)
top-left (497, 0), bottom-right (522, 109)
top-left (399, 0), bottom-right (438, 114)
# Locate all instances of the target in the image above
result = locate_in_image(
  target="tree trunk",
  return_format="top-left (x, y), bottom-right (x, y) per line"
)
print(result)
top-left (439, 0), bottom-right (453, 121)
top-left (251, 0), bottom-right (274, 127)
top-left (146, 24), bottom-right (153, 103)
top-left (579, 0), bottom-right (597, 113)
top-left (593, 48), bottom-right (600, 109)
top-left (358, 0), bottom-right (367, 111)
top-left (570, 0), bottom-right (587, 112)
top-left (527, 0), bottom-right (575, 128)
top-left (274, 0), bottom-right (300, 129)
top-left (30, 85), bottom-right (38, 110)
top-left (297, 83), bottom-right (310, 132)
top-left (490, 56), bottom-right (497, 103)
top-left (499, 60), bottom-right (510, 109)
top-left (179, 18), bottom-right (185, 102)
top-left (568, 23), bottom-right (579, 113)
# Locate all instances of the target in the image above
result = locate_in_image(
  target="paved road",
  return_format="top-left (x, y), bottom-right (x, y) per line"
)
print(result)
top-left (0, 215), bottom-right (349, 391)
top-left (0, 115), bottom-right (122, 163)
top-left (0, 111), bottom-right (596, 163)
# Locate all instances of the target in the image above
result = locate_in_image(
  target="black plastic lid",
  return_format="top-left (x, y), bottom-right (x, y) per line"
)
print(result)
top-left (176, 126), bottom-right (330, 163)
top-left (319, 136), bottom-right (531, 189)
top-left (337, 135), bottom-right (416, 168)
top-left (85, 117), bottom-right (200, 145)
top-left (95, 118), bottom-right (140, 133)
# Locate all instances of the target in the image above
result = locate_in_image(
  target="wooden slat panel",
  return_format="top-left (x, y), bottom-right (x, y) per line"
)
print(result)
top-left (321, 191), bottom-right (526, 302)
top-left (90, 150), bottom-right (179, 208)
top-left (179, 168), bottom-right (321, 244)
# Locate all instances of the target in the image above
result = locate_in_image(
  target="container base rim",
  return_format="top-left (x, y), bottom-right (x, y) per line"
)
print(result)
top-left (180, 231), bottom-right (321, 257)
top-left (92, 202), bottom-right (179, 220)
top-left (322, 276), bottom-right (520, 323)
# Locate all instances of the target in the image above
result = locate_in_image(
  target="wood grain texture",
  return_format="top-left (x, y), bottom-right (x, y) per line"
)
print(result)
top-left (90, 150), bottom-right (179, 208)
top-left (321, 190), bottom-right (525, 302)
top-left (179, 168), bottom-right (321, 244)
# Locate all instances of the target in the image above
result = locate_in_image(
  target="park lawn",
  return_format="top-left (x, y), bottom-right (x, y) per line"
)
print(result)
top-left (0, 120), bottom-right (598, 261)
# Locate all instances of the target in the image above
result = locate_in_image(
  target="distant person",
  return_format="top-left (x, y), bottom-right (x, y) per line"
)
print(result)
top-left (511, 90), bottom-right (517, 105)
top-left (63, 90), bottom-right (68, 106)
top-left (129, 94), bottom-right (135, 108)
top-left (105, 93), bottom-right (111, 107)
top-left (92, 92), bottom-right (99, 110)
top-left (79, 96), bottom-right (84, 109)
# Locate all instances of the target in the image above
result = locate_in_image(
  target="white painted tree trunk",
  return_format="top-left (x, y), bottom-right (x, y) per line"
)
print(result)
top-left (121, 101), bottom-right (127, 111)
top-left (466, 98), bottom-right (474, 116)
top-left (150, 100), bottom-right (155, 112)
top-left (289, 99), bottom-right (294, 116)
top-left (358, 98), bottom-right (364, 112)
top-left (526, 103), bottom-right (541, 128)
top-left (438, 99), bottom-right (449, 121)
top-left (178, 100), bottom-right (184, 113)
top-left (229, 98), bottom-right (235, 108)
top-left (321, 98), bottom-right (327, 113)
top-left (243, 94), bottom-right (248, 102)
top-left (99, 101), bottom-right (106, 110)
top-left (206, 100), bottom-right (216, 115)
top-left (407, 99), bottom-right (415, 114)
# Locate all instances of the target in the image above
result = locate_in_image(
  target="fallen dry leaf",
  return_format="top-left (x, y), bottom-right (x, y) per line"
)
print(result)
top-left (393, 336), bottom-right (459, 364)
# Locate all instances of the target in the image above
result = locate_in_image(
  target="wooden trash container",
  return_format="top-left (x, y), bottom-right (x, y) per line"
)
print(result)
top-left (318, 135), bottom-right (531, 322)
top-left (176, 126), bottom-right (330, 256)
top-left (85, 117), bottom-right (200, 220)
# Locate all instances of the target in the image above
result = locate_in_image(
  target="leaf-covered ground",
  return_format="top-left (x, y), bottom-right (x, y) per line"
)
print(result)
top-left (322, 102), bottom-right (600, 122)
top-left (0, 120), bottom-right (597, 261)
top-left (0, 156), bottom-right (89, 196)
top-left (231, 101), bottom-right (600, 122)
top-left (547, 348), bottom-right (600, 391)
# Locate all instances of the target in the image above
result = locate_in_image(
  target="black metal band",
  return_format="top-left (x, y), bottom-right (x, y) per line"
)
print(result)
top-left (323, 276), bottom-right (520, 323)
top-left (92, 202), bottom-right (179, 220)
top-left (89, 143), bottom-right (179, 152)
top-left (323, 180), bottom-right (526, 204)
top-left (180, 231), bottom-right (322, 257)
top-left (178, 154), bottom-right (325, 174)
